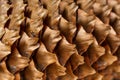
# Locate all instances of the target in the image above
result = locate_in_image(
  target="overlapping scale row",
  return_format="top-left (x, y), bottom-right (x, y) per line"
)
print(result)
top-left (0, 0), bottom-right (120, 80)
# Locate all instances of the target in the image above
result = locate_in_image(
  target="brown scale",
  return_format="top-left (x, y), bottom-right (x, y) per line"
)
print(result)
top-left (93, 2), bottom-right (112, 24)
top-left (93, 45), bottom-right (117, 71)
top-left (62, 2), bottom-right (78, 24)
top-left (73, 63), bottom-right (96, 79)
top-left (113, 19), bottom-right (120, 35)
top-left (59, 17), bottom-right (76, 43)
top-left (77, 9), bottom-right (96, 33)
top-left (26, 0), bottom-right (48, 37)
top-left (35, 42), bottom-right (66, 80)
top-left (75, 26), bottom-right (94, 54)
top-left (41, 0), bottom-right (61, 30)
top-left (70, 53), bottom-right (84, 71)
top-left (24, 60), bottom-right (43, 80)
top-left (76, 0), bottom-right (96, 12)
top-left (7, 47), bottom-right (29, 74)
top-left (0, 41), bottom-right (11, 61)
top-left (0, 0), bottom-right (10, 39)
top-left (45, 63), bottom-right (66, 80)
top-left (84, 38), bottom-right (105, 65)
top-left (55, 37), bottom-right (77, 66)
top-left (93, 18), bottom-right (111, 44)
top-left (35, 42), bottom-right (59, 71)
top-left (106, 26), bottom-right (120, 53)
top-left (8, 0), bottom-right (26, 31)
top-left (42, 26), bottom-right (62, 52)
top-left (57, 62), bottom-right (78, 80)
top-left (99, 61), bottom-right (120, 80)
top-left (18, 32), bottom-right (39, 58)
top-left (0, 61), bottom-right (14, 80)
top-left (2, 28), bottom-right (20, 46)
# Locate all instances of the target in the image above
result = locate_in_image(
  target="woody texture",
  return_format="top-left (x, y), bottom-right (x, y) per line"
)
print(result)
top-left (0, 0), bottom-right (120, 80)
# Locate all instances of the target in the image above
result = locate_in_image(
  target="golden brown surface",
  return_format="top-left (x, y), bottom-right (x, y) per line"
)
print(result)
top-left (0, 0), bottom-right (120, 80)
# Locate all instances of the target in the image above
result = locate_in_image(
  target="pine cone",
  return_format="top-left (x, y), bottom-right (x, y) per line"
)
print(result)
top-left (0, 0), bottom-right (120, 80)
